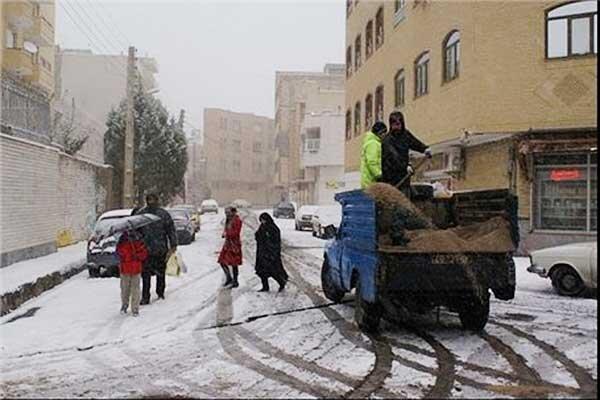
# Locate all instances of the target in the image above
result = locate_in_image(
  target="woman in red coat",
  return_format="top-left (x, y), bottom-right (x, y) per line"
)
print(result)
top-left (218, 207), bottom-right (243, 288)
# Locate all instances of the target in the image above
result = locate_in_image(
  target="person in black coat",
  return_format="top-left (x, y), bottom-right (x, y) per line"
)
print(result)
top-left (254, 213), bottom-right (288, 292)
top-left (382, 111), bottom-right (432, 197)
top-left (134, 193), bottom-right (178, 304)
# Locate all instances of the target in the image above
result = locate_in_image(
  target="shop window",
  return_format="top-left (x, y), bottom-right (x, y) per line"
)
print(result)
top-left (415, 51), bottom-right (430, 97)
top-left (354, 101), bottom-right (361, 137)
top-left (365, 93), bottom-right (373, 129)
top-left (375, 85), bottom-right (384, 121)
top-left (376, 7), bottom-right (384, 49)
top-left (534, 153), bottom-right (597, 232)
top-left (394, 69), bottom-right (405, 107)
top-left (355, 35), bottom-right (362, 70)
top-left (366, 20), bottom-right (374, 59)
top-left (546, 0), bottom-right (597, 59)
top-left (345, 110), bottom-right (352, 140)
top-left (443, 30), bottom-right (460, 82)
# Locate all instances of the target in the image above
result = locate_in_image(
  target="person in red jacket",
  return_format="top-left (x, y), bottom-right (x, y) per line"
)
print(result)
top-left (117, 230), bottom-right (148, 316)
top-left (218, 207), bottom-right (243, 288)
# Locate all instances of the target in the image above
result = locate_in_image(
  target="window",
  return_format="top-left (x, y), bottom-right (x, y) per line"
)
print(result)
top-left (394, 69), bottom-right (405, 107)
top-left (394, 0), bottom-right (407, 24)
top-left (346, 46), bottom-right (353, 78)
top-left (375, 85), bottom-right (384, 121)
top-left (219, 117), bottom-right (228, 130)
top-left (233, 160), bottom-right (241, 173)
top-left (376, 7), bottom-right (384, 49)
top-left (253, 141), bottom-right (263, 153)
top-left (354, 102), bottom-right (361, 136)
top-left (5, 30), bottom-right (16, 49)
top-left (415, 51), bottom-right (430, 97)
top-left (443, 31), bottom-right (460, 82)
top-left (366, 20), bottom-right (374, 59)
top-left (345, 110), bottom-right (352, 140)
top-left (232, 139), bottom-right (241, 152)
top-left (355, 35), bottom-right (362, 70)
top-left (232, 120), bottom-right (241, 132)
top-left (546, 0), bottom-right (597, 58)
top-left (304, 127), bottom-right (321, 153)
top-left (365, 93), bottom-right (373, 129)
top-left (534, 153), bottom-right (597, 231)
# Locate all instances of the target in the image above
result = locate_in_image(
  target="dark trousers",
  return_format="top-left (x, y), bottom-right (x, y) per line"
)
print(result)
top-left (142, 253), bottom-right (167, 301)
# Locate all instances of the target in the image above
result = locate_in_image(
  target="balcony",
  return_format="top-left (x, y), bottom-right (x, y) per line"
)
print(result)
top-left (2, 49), bottom-right (35, 76)
top-left (25, 16), bottom-right (54, 47)
top-left (5, 2), bottom-right (35, 31)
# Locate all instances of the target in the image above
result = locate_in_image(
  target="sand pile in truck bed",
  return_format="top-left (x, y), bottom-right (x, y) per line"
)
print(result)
top-left (366, 183), bottom-right (515, 254)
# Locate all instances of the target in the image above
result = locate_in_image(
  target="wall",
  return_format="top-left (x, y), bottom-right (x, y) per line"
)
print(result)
top-left (0, 133), bottom-right (113, 267)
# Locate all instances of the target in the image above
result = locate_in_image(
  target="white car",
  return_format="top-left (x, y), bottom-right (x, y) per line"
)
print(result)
top-left (295, 205), bottom-right (319, 231)
top-left (231, 199), bottom-right (251, 209)
top-left (87, 208), bottom-right (133, 277)
top-left (200, 199), bottom-right (219, 214)
top-left (527, 241), bottom-right (597, 296)
top-left (311, 204), bottom-right (342, 238)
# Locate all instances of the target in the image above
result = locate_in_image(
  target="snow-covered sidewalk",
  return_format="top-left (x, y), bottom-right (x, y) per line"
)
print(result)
top-left (0, 241), bottom-right (87, 315)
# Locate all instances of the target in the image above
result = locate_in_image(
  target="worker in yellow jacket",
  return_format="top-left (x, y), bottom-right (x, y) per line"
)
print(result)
top-left (360, 122), bottom-right (388, 189)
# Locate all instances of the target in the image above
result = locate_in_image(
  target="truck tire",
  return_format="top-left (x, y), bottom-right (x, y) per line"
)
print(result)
top-left (492, 255), bottom-right (516, 300)
top-left (355, 279), bottom-right (382, 333)
top-left (458, 292), bottom-right (490, 332)
top-left (551, 265), bottom-right (585, 297)
top-left (321, 259), bottom-right (345, 303)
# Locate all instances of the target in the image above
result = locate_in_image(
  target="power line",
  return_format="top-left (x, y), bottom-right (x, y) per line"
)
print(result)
top-left (59, 1), bottom-right (125, 76)
top-left (93, 0), bottom-right (134, 51)
top-left (84, 0), bottom-right (129, 50)
top-left (70, 1), bottom-right (125, 55)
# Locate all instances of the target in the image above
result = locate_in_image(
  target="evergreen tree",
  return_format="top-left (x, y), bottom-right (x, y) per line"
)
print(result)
top-left (104, 80), bottom-right (188, 206)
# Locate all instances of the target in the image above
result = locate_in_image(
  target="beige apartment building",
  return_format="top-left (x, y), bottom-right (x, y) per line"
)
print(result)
top-left (345, 0), bottom-right (596, 252)
top-left (1, 0), bottom-right (55, 95)
top-left (273, 64), bottom-right (345, 202)
top-left (203, 108), bottom-right (277, 206)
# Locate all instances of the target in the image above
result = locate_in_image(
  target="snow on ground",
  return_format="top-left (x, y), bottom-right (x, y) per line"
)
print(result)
top-left (0, 241), bottom-right (87, 296)
top-left (0, 208), bottom-right (596, 398)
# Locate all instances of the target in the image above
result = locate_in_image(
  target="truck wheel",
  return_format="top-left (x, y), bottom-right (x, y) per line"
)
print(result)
top-left (88, 268), bottom-right (99, 278)
top-left (458, 293), bottom-right (490, 332)
top-left (355, 280), bottom-right (381, 333)
top-left (321, 259), bottom-right (345, 303)
top-left (551, 265), bottom-right (585, 297)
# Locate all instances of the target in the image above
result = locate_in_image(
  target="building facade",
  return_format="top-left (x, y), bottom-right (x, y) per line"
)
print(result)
top-left (298, 111), bottom-right (346, 205)
top-left (203, 108), bottom-right (277, 207)
top-left (273, 64), bottom-right (345, 202)
top-left (1, 0), bottom-right (55, 143)
top-left (345, 0), bottom-right (597, 252)
top-left (184, 129), bottom-right (209, 207)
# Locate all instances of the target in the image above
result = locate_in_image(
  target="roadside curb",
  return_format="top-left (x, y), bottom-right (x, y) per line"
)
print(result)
top-left (0, 258), bottom-right (87, 316)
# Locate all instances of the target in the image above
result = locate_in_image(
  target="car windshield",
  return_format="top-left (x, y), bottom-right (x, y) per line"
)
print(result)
top-left (299, 206), bottom-right (319, 215)
top-left (277, 202), bottom-right (294, 209)
top-left (168, 210), bottom-right (189, 220)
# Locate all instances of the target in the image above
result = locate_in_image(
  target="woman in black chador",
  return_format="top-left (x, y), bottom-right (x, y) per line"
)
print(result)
top-left (254, 213), bottom-right (288, 292)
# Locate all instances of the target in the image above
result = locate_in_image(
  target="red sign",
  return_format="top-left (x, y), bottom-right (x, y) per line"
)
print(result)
top-left (550, 169), bottom-right (582, 181)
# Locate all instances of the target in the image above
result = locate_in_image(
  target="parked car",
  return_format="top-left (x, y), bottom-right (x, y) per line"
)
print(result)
top-left (295, 205), bottom-right (319, 231)
top-left (232, 199), bottom-right (251, 209)
top-left (172, 204), bottom-right (201, 232)
top-left (273, 201), bottom-right (295, 219)
top-left (527, 241), bottom-right (597, 296)
top-left (311, 204), bottom-right (342, 239)
top-left (87, 208), bottom-right (132, 278)
top-left (167, 208), bottom-right (196, 245)
top-left (200, 199), bottom-right (219, 214)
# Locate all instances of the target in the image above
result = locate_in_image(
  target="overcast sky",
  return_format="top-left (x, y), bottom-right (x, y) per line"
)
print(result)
top-left (56, 0), bottom-right (346, 132)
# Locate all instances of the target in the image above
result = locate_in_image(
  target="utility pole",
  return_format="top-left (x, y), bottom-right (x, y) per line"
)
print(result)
top-left (122, 46), bottom-right (136, 208)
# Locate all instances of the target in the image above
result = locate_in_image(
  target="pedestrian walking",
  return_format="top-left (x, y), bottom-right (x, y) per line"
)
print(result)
top-left (381, 111), bottom-right (432, 197)
top-left (116, 230), bottom-right (148, 316)
top-left (360, 121), bottom-right (388, 189)
top-left (255, 213), bottom-right (288, 292)
top-left (219, 207), bottom-right (243, 288)
top-left (134, 193), bottom-right (178, 304)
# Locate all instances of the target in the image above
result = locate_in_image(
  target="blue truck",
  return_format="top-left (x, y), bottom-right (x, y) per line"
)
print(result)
top-left (321, 186), bottom-right (519, 332)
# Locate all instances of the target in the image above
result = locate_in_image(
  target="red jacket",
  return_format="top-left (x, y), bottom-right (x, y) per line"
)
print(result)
top-left (117, 238), bottom-right (148, 275)
top-left (218, 215), bottom-right (243, 266)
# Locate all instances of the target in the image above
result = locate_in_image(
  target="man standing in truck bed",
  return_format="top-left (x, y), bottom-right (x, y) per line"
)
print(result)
top-left (360, 121), bottom-right (388, 189)
top-left (382, 111), bottom-right (431, 197)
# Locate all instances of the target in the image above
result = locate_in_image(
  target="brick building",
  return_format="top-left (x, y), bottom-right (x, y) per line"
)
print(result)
top-left (345, 0), bottom-right (597, 252)
top-left (203, 109), bottom-right (277, 207)
top-left (273, 64), bottom-right (345, 202)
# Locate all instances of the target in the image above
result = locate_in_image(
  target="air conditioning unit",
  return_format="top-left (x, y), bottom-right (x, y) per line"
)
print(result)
top-left (444, 148), bottom-right (462, 173)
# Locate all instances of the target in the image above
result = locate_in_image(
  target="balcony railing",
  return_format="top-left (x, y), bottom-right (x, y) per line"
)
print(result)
top-left (27, 16), bottom-right (54, 46)
top-left (3, 49), bottom-right (35, 76)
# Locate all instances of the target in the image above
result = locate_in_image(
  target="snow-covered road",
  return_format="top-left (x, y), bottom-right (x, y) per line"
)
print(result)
top-left (0, 210), bottom-right (596, 398)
